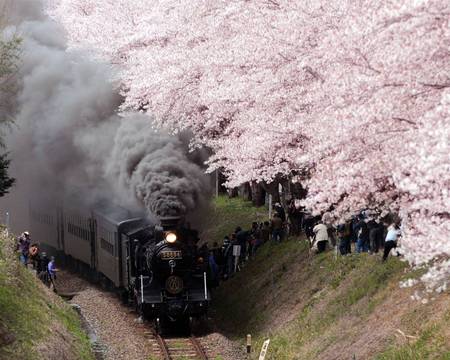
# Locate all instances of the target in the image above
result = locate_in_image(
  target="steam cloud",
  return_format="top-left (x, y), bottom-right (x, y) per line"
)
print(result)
top-left (0, 0), bottom-right (210, 226)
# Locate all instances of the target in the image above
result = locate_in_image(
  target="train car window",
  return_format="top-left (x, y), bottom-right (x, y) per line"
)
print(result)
top-left (101, 238), bottom-right (114, 255)
top-left (67, 219), bottom-right (90, 242)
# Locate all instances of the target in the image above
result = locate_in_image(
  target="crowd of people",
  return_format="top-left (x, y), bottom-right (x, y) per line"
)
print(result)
top-left (308, 213), bottom-right (402, 261)
top-left (15, 231), bottom-right (57, 288)
top-left (15, 201), bottom-right (402, 292)
top-left (205, 201), bottom-right (403, 286)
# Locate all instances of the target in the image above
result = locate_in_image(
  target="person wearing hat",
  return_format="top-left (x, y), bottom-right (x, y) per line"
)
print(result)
top-left (17, 231), bottom-right (31, 265)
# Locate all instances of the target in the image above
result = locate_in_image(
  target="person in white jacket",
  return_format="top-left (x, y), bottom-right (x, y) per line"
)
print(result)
top-left (312, 221), bottom-right (329, 253)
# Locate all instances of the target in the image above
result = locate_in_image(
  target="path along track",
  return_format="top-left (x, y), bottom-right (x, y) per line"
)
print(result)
top-left (141, 326), bottom-right (209, 360)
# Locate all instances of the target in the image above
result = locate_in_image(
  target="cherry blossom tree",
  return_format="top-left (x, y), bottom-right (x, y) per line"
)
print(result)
top-left (47, 0), bottom-right (449, 289)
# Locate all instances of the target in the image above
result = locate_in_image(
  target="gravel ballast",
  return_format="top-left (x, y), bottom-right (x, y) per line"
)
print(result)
top-left (55, 270), bottom-right (241, 360)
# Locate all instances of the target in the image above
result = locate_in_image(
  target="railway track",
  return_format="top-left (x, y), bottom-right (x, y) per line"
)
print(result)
top-left (141, 325), bottom-right (209, 359)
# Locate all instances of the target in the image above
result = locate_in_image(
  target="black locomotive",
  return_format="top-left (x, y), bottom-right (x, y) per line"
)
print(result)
top-left (29, 202), bottom-right (210, 327)
top-left (131, 216), bottom-right (210, 324)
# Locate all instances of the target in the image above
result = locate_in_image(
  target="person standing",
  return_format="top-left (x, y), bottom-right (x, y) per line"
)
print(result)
top-left (368, 220), bottom-right (382, 254)
top-left (47, 256), bottom-right (57, 281)
top-left (271, 213), bottom-right (284, 243)
top-left (383, 223), bottom-right (401, 261)
top-left (355, 216), bottom-right (369, 253)
top-left (287, 200), bottom-right (299, 236)
top-left (28, 243), bottom-right (40, 270)
top-left (274, 203), bottom-right (286, 222)
top-left (222, 236), bottom-right (233, 279)
top-left (17, 231), bottom-right (31, 265)
top-left (261, 221), bottom-right (271, 243)
top-left (312, 221), bottom-right (329, 253)
top-left (337, 223), bottom-right (350, 255)
top-left (235, 226), bottom-right (250, 261)
top-left (208, 251), bottom-right (220, 288)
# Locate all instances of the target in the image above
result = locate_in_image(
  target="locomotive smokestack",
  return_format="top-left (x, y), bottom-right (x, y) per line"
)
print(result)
top-left (159, 216), bottom-right (182, 231)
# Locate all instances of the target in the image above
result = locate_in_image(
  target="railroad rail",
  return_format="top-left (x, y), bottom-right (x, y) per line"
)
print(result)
top-left (141, 325), bottom-right (208, 359)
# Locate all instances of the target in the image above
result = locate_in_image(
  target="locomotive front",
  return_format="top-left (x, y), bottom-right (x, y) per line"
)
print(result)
top-left (133, 216), bottom-right (210, 323)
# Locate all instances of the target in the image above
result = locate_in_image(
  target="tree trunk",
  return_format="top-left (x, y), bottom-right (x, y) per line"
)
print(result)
top-left (250, 181), bottom-right (266, 207)
top-left (262, 181), bottom-right (280, 204)
top-left (238, 182), bottom-right (252, 201)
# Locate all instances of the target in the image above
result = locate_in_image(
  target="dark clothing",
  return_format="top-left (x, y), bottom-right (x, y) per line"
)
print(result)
top-left (303, 215), bottom-right (315, 238)
top-left (208, 254), bottom-right (219, 288)
top-left (222, 243), bottom-right (233, 278)
top-left (272, 228), bottom-right (284, 243)
top-left (368, 223), bottom-right (382, 253)
top-left (261, 225), bottom-right (270, 243)
top-left (338, 236), bottom-right (351, 255)
top-left (288, 204), bottom-right (303, 236)
top-left (355, 220), bottom-right (369, 241)
top-left (274, 205), bottom-right (286, 222)
top-left (236, 230), bottom-right (249, 260)
top-left (383, 241), bottom-right (397, 261)
top-left (271, 217), bottom-right (283, 230)
top-left (317, 240), bottom-right (327, 253)
top-left (355, 220), bottom-right (369, 253)
top-left (271, 216), bottom-right (284, 242)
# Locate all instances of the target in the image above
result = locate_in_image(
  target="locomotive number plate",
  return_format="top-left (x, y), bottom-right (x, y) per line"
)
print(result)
top-left (160, 250), bottom-right (182, 260)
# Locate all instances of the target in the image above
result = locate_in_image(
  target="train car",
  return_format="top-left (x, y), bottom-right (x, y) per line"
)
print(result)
top-left (63, 208), bottom-right (95, 272)
top-left (29, 202), bottom-right (211, 327)
top-left (29, 201), bottom-right (63, 254)
top-left (93, 209), bottom-right (144, 288)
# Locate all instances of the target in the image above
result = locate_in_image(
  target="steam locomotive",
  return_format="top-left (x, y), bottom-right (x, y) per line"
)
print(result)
top-left (29, 202), bottom-right (211, 328)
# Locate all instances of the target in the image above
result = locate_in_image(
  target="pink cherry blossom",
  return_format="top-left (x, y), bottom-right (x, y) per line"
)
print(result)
top-left (47, 0), bottom-right (450, 289)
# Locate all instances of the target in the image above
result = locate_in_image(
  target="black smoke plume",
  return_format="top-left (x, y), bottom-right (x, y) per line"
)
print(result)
top-left (0, 0), bottom-right (210, 230)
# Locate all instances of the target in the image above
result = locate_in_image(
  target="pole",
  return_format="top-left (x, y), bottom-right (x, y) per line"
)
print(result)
top-left (140, 275), bottom-right (144, 304)
top-left (203, 272), bottom-right (208, 300)
top-left (268, 195), bottom-right (272, 219)
top-left (215, 170), bottom-right (219, 197)
top-left (5, 211), bottom-right (9, 236)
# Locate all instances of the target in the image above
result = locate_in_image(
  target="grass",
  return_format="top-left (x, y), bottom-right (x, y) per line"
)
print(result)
top-left (0, 231), bottom-right (94, 360)
top-left (375, 324), bottom-right (450, 360)
top-left (206, 197), bottom-right (450, 360)
top-left (201, 195), bottom-right (268, 246)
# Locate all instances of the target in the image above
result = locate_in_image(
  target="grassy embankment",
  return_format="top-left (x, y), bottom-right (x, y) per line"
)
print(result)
top-left (0, 228), bottom-right (93, 360)
top-left (209, 196), bottom-right (450, 359)
top-left (201, 195), bottom-right (268, 246)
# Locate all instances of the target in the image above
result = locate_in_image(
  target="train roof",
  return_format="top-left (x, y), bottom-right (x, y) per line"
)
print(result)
top-left (92, 200), bottom-right (145, 225)
top-left (121, 221), bottom-right (155, 241)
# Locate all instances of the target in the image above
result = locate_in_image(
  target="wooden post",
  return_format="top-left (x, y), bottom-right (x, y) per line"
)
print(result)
top-left (246, 334), bottom-right (252, 354)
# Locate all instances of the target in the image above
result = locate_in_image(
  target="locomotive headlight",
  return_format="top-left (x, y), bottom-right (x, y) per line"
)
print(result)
top-left (165, 232), bottom-right (177, 243)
